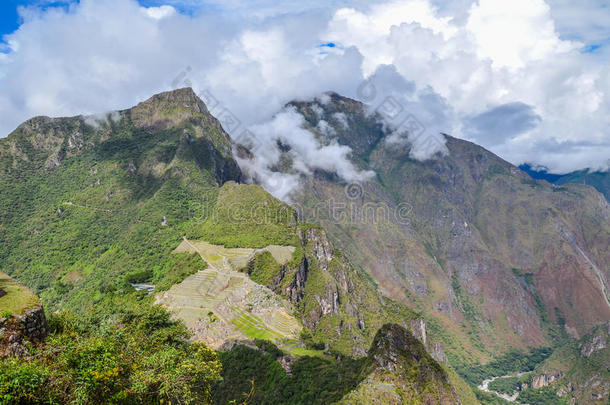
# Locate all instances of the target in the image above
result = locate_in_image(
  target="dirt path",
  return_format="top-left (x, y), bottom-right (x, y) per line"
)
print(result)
top-left (63, 201), bottom-right (112, 213)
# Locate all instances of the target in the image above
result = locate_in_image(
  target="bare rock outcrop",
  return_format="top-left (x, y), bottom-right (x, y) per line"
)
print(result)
top-left (0, 306), bottom-right (49, 357)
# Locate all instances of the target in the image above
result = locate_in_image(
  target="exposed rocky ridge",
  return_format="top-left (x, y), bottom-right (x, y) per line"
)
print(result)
top-left (525, 321), bottom-right (610, 403)
top-left (338, 324), bottom-right (460, 404)
top-left (1, 88), bottom-right (240, 184)
top-left (267, 93), bottom-right (610, 362)
top-left (580, 321), bottom-right (610, 358)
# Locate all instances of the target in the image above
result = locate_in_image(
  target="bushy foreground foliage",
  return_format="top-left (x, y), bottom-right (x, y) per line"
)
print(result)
top-left (213, 341), bottom-right (367, 405)
top-left (0, 299), bottom-right (221, 404)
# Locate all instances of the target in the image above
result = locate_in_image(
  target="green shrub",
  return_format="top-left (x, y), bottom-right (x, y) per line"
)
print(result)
top-left (0, 300), bottom-right (222, 404)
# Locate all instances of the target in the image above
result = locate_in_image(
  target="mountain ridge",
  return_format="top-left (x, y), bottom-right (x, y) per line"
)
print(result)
top-left (247, 92), bottom-right (610, 365)
top-left (0, 87), bottom-right (477, 403)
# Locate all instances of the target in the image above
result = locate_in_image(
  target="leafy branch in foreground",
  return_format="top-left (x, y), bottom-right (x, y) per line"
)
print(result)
top-left (0, 298), bottom-right (221, 404)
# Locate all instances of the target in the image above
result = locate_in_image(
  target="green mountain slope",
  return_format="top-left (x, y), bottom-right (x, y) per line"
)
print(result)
top-left (519, 321), bottom-right (610, 404)
top-left (0, 87), bottom-right (241, 311)
top-left (250, 93), bottom-right (610, 368)
top-left (0, 88), bottom-right (474, 403)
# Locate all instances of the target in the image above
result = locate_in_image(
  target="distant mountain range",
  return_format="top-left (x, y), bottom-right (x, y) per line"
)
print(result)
top-left (520, 164), bottom-right (609, 202)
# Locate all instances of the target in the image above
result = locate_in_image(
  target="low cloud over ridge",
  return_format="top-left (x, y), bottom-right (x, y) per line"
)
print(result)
top-left (0, 0), bottom-right (609, 182)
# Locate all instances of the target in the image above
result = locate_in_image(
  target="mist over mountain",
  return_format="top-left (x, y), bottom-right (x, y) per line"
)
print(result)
top-left (0, 87), bottom-right (607, 404)
top-left (1, 1), bottom-right (609, 404)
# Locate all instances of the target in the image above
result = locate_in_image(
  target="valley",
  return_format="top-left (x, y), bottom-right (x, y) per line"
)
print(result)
top-left (0, 88), bottom-right (607, 404)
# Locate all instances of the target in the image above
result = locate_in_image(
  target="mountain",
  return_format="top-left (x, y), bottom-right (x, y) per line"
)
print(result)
top-left (338, 324), bottom-right (461, 404)
top-left (520, 321), bottom-right (610, 404)
top-left (244, 93), bottom-right (610, 368)
top-left (520, 164), bottom-right (610, 202)
top-left (2, 86), bottom-right (608, 403)
top-left (0, 87), bottom-right (241, 308)
top-left (0, 88), bottom-right (472, 403)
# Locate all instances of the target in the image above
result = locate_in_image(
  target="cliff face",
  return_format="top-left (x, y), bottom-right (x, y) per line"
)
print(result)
top-left (580, 322), bottom-right (609, 358)
top-left (527, 321), bottom-right (610, 403)
top-left (204, 184), bottom-right (422, 357)
top-left (257, 93), bottom-right (610, 362)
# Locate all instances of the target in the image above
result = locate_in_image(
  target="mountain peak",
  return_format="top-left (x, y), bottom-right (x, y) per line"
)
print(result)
top-left (338, 324), bottom-right (460, 404)
top-left (136, 87), bottom-right (208, 114)
top-left (129, 87), bottom-right (216, 133)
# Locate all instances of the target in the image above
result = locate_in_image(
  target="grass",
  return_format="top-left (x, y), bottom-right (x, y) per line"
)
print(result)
top-left (189, 182), bottom-right (300, 248)
top-left (0, 272), bottom-right (40, 316)
top-left (231, 307), bottom-right (283, 340)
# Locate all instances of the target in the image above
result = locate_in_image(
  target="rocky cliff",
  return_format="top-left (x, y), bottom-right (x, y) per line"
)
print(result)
top-left (525, 321), bottom-right (610, 403)
top-left (246, 93), bottom-right (610, 364)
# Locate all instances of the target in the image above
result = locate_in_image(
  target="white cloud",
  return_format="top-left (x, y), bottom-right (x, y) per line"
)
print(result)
top-left (84, 110), bottom-right (121, 129)
top-left (238, 107), bottom-right (374, 200)
top-left (547, 0), bottom-right (610, 45)
top-left (466, 0), bottom-right (580, 68)
top-left (0, 0), bottom-right (608, 185)
top-left (323, 0), bottom-right (610, 172)
top-left (141, 5), bottom-right (176, 20)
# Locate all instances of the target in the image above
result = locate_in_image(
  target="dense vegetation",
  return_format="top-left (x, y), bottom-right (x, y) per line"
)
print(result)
top-left (473, 388), bottom-right (511, 405)
top-left (517, 386), bottom-right (568, 404)
top-left (487, 376), bottom-right (521, 394)
top-left (456, 347), bottom-right (553, 386)
top-left (190, 182), bottom-right (299, 248)
top-left (214, 342), bottom-right (367, 405)
top-left (0, 297), bottom-right (221, 404)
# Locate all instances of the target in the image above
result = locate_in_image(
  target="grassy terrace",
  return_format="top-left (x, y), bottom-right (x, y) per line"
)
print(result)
top-left (0, 272), bottom-right (40, 317)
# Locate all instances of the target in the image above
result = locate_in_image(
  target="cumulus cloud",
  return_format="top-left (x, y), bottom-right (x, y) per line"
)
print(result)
top-left (0, 0), bottom-right (608, 193)
top-left (141, 5), bottom-right (176, 19)
top-left (323, 0), bottom-right (610, 172)
top-left (236, 107), bottom-right (374, 201)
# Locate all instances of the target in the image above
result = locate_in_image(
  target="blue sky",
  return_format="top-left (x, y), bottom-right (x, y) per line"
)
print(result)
top-left (0, 0), bottom-right (609, 176)
top-left (0, 1), bottom-right (31, 41)
top-left (0, 0), bottom-right (198, 42)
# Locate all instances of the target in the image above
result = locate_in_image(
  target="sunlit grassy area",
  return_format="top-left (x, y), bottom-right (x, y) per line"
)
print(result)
top-left (231, 307), bottom-right (283, 340)
top-left (0, 272), bottom-right (40, 316)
